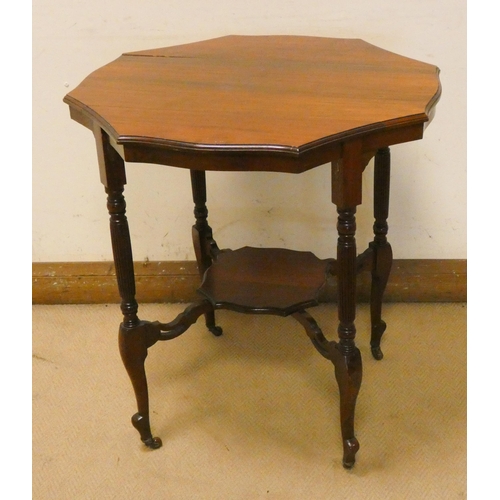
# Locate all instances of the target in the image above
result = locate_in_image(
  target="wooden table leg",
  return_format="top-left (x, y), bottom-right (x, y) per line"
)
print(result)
top-left (334, 207), bottom-right (363, 469)
top-left (331, 140), bottom-right (364, 468)
top-left (369, 147), bottom-right (393, 360)
top-left (96, 128), bottom-right (161, 449)
top-left (190, 170), bottom-right (222, 336)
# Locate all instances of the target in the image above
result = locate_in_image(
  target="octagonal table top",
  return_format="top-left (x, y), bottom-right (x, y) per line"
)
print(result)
top-left (64, 35), bottom-right (440, 171)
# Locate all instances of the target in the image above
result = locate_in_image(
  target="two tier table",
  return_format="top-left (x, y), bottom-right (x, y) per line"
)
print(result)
top-left (64, 35), bottom-right (441, 468)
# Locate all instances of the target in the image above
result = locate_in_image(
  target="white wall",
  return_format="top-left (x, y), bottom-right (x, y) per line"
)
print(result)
top-left (32, 0), bottom-right (466, 262)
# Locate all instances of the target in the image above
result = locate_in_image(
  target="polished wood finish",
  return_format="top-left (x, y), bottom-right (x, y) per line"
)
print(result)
top-left (198, 247), bottom-right (333, 316)
top-left (334, 205), bottom-right (362, 467)
top-left (97, 126), bottom-right (162, 448)
top-left (64, 35), bottom-right (440, 173)
top-left (63, 36), bottom-right (441, 468)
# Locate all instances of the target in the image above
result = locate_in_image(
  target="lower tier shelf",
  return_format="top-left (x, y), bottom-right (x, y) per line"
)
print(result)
top-left (197, 246), bottom-right (334, 316)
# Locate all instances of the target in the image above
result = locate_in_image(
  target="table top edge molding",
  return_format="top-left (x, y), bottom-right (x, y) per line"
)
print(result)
top-left (64, 95), bottom-right (433, 173)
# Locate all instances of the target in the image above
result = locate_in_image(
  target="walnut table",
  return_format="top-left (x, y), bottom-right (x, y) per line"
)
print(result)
top-left (64, 35), bottom-right (441, 468)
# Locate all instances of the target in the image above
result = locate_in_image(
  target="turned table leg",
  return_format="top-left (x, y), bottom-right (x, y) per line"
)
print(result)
top-left (335, 207), bottom-right (363, 468)
top-left (190, 170), bottom-right (222, 336)
top-left (330, 140), bottom-right (365, 468)
top-left (369, 147), bottom-right (393, 360)
top-left (107, 187), bottom-right (162, 449)
top-left (96, 128), bottom-right (161, 449)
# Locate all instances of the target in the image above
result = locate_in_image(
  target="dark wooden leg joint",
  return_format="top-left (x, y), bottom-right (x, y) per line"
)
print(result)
top-left (155, 300), bottom-right (218, 341)
top-left (118, 301), bottom-right (215, 449)
top-left (292, 310), bottom-right (334, 360)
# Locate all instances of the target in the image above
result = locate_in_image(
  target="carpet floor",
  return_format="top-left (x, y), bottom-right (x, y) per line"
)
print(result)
top-left (33, 303), bottom-right (466, 499)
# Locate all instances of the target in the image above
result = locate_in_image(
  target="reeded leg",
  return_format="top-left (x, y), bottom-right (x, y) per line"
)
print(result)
top-left (335, 207), bottom-right (363, 468)
top-left (190, 170), bottom-right (222, 336)
top-left (370, 147), bottom-right (393, 360)
top-left (106, 185), bottom-right (162, 449)
top-left (96, 127), bottom-right (162, 449)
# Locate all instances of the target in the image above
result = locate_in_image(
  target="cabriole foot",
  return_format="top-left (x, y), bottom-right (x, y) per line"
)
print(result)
top-left (342, 437), bottom-right (360, 469)
top-left (143, 436), bottom-right (163, 450)
top-left (208, 325), bottom-right (223, 336)
top-left (131, 412), bottom-right (162, 450)
top-left (371, 346), bottom-right (384, 361)
top-left (370, 320), bottom-right (386, 360)
top-left (204, 308), bottom-right (223, 336)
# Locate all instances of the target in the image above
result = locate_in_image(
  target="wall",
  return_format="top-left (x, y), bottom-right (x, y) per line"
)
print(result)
top-left (33, 0), bottom-right (466, 262)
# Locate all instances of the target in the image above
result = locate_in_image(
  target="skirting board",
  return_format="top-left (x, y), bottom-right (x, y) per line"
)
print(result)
top-left (33, 259), bottom-right (466, 305)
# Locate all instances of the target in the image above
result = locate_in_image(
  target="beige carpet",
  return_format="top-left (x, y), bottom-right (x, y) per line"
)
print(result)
top-left (33, 303), bottom-right (466, 499)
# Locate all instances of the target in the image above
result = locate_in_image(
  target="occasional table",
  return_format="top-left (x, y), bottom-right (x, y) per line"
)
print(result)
top-left (64, 35), bottom-right (441, 468)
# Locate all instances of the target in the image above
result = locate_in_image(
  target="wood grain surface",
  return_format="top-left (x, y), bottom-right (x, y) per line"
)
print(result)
top-left (64, 36), bottom-right (441, 165)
